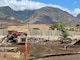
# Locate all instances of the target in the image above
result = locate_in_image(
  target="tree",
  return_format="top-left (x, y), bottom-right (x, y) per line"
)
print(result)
top-left (56, 22), bottom-right (68, 38)
top-left (56, 22), bottom-right (64, 31)
top-left (49, 22), bottom-right (64, 31)
top-left (49, 24), bottom-right (57, 30)
top-left (76, 24), bottom-right (80, 29)
top-left (50, 22), bottom-right (68, 38)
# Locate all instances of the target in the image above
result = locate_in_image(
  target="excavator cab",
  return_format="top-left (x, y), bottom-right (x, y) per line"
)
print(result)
top-left (16, 31), bottom-right (27, 44)
top-left (7, 30), bottom-right (27, 44)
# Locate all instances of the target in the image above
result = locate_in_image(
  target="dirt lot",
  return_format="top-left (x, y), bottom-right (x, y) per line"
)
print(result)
top-left (0, 41), bottom-right (80, 60)
top-left (27, 42), bottom-right (80, 60)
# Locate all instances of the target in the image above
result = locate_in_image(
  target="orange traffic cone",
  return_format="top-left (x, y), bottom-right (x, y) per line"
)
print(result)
top-left (25, 41), bottom-right (28, 59)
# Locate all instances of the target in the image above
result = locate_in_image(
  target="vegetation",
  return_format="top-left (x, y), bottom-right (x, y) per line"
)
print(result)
top-left (44, 48), bottom-right (51, 53)
top-left (49, 24), bottom-right (57, 30)
top-left (33, 28), bottom-right (40, 30)
top-left (49, 22), bottom-right (64, 31)
top-left (13, 48), bottom-right (19, 52)
top-left (76, 24), bottom-right (80, 29)
top-left (50, 22), bottom-right (68, 38)
top-left (69, 28), bottom-right (74, 31)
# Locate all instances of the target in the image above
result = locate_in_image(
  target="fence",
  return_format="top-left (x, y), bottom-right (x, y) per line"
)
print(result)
top-left (0, 29), bottom-right (8, 35)
top-left (25, 29), bottom-right (80, 40)
top-left (27, 29), bottom-right (61, 36)
top-left (0, 29), bottom-right (80, 40)
top-left (27, 29), bottom-right (80, 36)
top-left (0, 29), bottom-right (80, 36)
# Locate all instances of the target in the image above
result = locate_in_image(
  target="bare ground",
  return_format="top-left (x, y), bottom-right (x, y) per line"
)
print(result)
top-left (0, 41), bottom-right (80, 60)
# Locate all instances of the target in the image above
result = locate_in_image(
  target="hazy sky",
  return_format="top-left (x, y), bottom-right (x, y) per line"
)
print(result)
top-left (0, 0), bottom-right (80, 16)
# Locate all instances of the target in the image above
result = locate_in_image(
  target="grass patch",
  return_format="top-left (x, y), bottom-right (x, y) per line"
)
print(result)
top-left (44, 48), bottom-right (51, 53)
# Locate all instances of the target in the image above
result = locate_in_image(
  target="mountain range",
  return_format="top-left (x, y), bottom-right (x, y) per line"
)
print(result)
top-left (0, 6), bottom-right (80, 27)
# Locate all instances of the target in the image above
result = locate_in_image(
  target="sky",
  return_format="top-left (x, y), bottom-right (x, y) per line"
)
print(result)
top-left (32, 0), bottom-right (80, 10)
top-left (0, 0), bottom-right (80, 16)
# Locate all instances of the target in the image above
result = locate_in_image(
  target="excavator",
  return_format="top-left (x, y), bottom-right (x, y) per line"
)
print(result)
top-left (7, 30), bottom-right (27, 44)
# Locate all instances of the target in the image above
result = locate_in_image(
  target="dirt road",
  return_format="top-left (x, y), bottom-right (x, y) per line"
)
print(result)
top-left (0, 57), bottom-right (9, 60)
top-left (36, 55), bottom-right (80, 60)
top-left (0, 54), bottom-right (9, 60)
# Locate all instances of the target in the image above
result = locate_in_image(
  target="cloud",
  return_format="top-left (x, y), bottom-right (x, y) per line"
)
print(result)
top-left (2, 0), bottom-right (47, 10)
top-left (0, 0), bottom-right (80, 16)
top-left (0, 0), bottom-right (70, 11)
top-left (72, 8), bottom-right (80, 16)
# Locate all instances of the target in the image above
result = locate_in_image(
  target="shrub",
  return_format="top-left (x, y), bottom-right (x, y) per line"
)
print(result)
top-left (44, 48), bottom-right (51, 53)
top-left (13, 48), bottom-right (18, 52)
